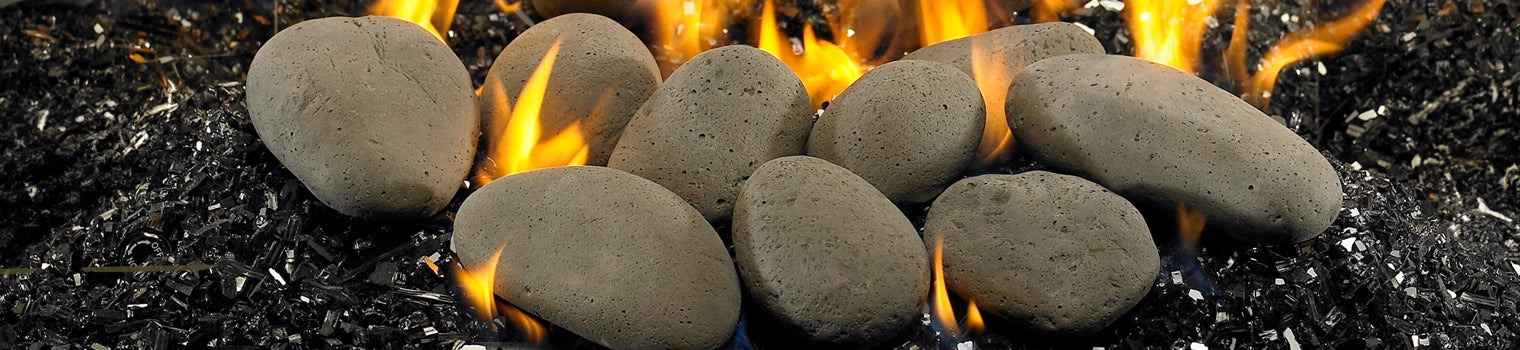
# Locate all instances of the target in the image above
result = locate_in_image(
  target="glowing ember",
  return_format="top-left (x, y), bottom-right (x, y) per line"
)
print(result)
top-left (1243, 0), bottom-right (1385, 108)
top-left (474, 39), bottom-right (591, 186)
top-left (1126, 0), bottom-right (1221, 73)
top-left (452, 248), bottom-right (503, 325)
top-left (916, 0), bottom-right (989, 47)
top-left (366, 0), bottom-right (459, 42)
top-left (1177, 203), bottom-right (1207, 250)
top-left (929, 235), bottom-right (961, 337)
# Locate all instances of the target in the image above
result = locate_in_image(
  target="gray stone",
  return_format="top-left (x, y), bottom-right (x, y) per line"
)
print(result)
top-left (452, 166), bottom-right (740, 350)
top-left (903, 22), bottom-right (1104, 164)
top-left (246, 16), bottom-right (476, 221)
top-left (609, 45), bottom-right (814, 222)
top-left (806, 60), bottom-right (983, 205)
top-left (732, 156), bottom-right (929, 348)
top-left (923, 171), bottom-right (1157, 335)
top-left (1006, 54), bottom-right (1342, 243)
top-left (478, 13), bottom-right (660, 169)
top-left (530, 0), bottom-right (637, 19)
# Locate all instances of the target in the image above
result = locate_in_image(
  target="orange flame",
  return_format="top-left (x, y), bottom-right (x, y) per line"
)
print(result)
top-left (366, 0), bottom-right (460, 42)
top-left (648, 0), bottom-right (740, 75)
top-left (916, 0), bottom-right (989, 47)
top-left (1126, 0), bottom-right (1222, 73)
top-left (968, 39), bottom-right (1014, 165)
top-left (453, 248), bottom-right (504, 325)
top-left (964, 300), bottom-right (985, 333)
top-left (755, 0), bottom-right (864, 108)
top-left (474, 39), bottom-right (591, 186)
top-left (930, 235), bottom-right (961, 335)
top-left (1030, 0), bottom-right (1081, 23)
top-left (1243, 0), bottom-right (1385, 108)
top-left (498, 303), bottom-right (548, 344)
top-left (1177, 203), bottom-right (1207, 250)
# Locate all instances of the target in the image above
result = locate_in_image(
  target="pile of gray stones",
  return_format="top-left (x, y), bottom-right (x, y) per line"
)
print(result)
top-left (245, 11), bottom-right (1342, 350)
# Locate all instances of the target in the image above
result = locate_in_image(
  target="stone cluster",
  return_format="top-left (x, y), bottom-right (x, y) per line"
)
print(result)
top-left (247, 12), bottom-right (1342, 350)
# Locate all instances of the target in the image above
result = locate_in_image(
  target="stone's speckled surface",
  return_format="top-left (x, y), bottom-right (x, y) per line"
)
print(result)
top-left (903, 22), bottom-right (1104, 165)
top-left (1006, 54), bottom-right (1343, 243)
top-left (452, 166), bottom-right (740, 350)
top-left (609, 45), bottom-right (814, 222)
top-left (732, 156), bottom-right (929, 348)
top-left (529, 0), bottom-right (638, 19)
top-left (924, 171), bottom-right (1158, 335)
top-left (479, 13), bottom-right (660, 167)
top-left (246, 16), bottom-right (476, 221)
top-left (807, 60), bottom-right (983, 205)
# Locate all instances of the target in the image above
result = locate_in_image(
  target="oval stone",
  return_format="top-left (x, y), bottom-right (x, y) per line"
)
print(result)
top-left (479, 13), bottom-right (660, 167)
top-left (903, 22), bottom-right (1104, 165)
top-left (733, 156), bottom-right (929, 348)
top-left (807, 60), bottom-right (984, 205)
top-left (924, 171), bottom-right (1158, 335)
top-left (1007, 54), bottom-right (1342, 243)
top-left (609, 45), bottom-right (814, 222)
top-left (246, 16), bottom-right (476, 221)
top-left (452, 166), bottom-right (741, 350)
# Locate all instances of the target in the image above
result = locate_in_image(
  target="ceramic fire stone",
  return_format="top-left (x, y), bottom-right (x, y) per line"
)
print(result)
top-left (902, 22), bottom-right (1103, 165)
top-left (246, 16), bottom-right (476, 221)
top-left (451, 166), bottom-right (741, 350)
top-left (530, 0), bottom-right (637, 19)
top-left (1006, 54), bottom-right (1343, 243)
top-left (479, 13), bottom-right (660, 166)
top-left (923, 171), bottom-right (1158, 335)
top-left (732, 156), bottom-right (929, 348)
top-left (609, 45), bottom-right (814, 222)
top-left (806, 60), bottom-right (983, 205)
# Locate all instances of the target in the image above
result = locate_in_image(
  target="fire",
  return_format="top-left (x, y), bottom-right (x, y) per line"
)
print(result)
top-left (365, 0), bottom-right (460, 42)
top-left (1241, 0), bottom-right (1385, 108)
top-left (1177, 203), bottom-right (1206, 250)
top-left (755, 0), bottom-right (863, 108)
top-left (474, 39), bottom-right (591, 186)
top-left (930, 235), bottom-right (961, 336)
top-left (916, 0), bottom-right (989, 46)
top-left (647, 0), bottom-right (740, 72)
top-left (1126, 0), bottom-right (1221, 73)
top-left (453, 248), bottom-right (504, 325)
top-left (964, 300), bottom-right (985, 333)
top-left (968, 40), bottom-right (1014, 164)
top-left (498, 303), bottom-right (548, 344)
top-left (1030, 0), bottom-right (1081, 23)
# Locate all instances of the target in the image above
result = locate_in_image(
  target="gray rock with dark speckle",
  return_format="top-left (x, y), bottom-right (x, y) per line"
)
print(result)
top-left (924, 171), bottom-right (1157, 335)
top-left (452, 166), bottom-right (740, 350)
top-left (609, 45), bottom-right (814, 222)
top-left (903, 22), bottom-right (1104, 164)
top-left (479, 13), bottom-right (660, 167)
top-left (1006, 54), bottom-right (1342, 243)
top-left (247, 16), bottom-right (476, 221)
top-left (807, 60), bottom-right (983, 205)
top-left (733, 156), bottom-right (929, 348)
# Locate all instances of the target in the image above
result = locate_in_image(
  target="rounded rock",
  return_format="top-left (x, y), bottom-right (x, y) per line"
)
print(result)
top-left (246, 16), bottom-right (476, 221)
top-left (452, 166), bottom-right (741, 350)
top-left (530, 0), bottom-right (637, 19)
top-left (903, 22), bottom-right (1104, 165)
top-left (1006, 54), bottom-right (1342, 243)
top-left (733, 156), bottom-right (929, 348)
top-left (479, 13), bottom-right (660, 168)
top-left (609, 45), bottom-right (814, 222)
top-left (924, 171), bottom-right (1158, 335)
top-left (807, 60), bottom-right (984, 205)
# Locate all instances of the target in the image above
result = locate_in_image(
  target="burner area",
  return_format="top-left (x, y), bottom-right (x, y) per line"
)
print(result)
top-left (1, 0), bottom-right (1518, 349)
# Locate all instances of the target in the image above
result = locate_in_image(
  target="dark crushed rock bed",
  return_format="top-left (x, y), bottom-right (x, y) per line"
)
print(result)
top-left (1, 0), bottom-right (1516, 349)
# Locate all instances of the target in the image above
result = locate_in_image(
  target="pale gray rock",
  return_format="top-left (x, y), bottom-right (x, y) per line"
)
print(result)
top-left (806, 60), bottom-right (984, 205)
top-left (479, 13), bottom-right (660, 168)
top-left (452, 166), bottom-right (740, 350)
top-left (1006, 54), bottom-right (1342, 243)
top-left (924, 171), bottom-right (1157, 335)
top-left (246, 16), bottom-right (476, 221)
top-left (609, 45), bottom-right (814, 222)
top-left (732, 156), bottom-right (929, 348)
top-left (903, 22), bottom-right (1104, 165)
